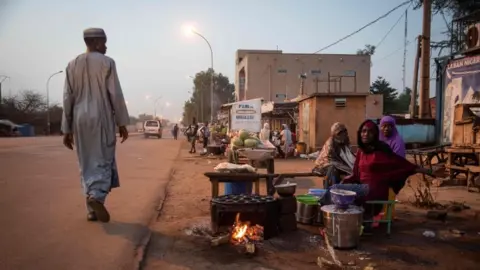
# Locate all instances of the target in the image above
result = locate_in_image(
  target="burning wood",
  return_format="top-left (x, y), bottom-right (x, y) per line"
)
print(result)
top-left (230, 213), bottom-right (264, 245)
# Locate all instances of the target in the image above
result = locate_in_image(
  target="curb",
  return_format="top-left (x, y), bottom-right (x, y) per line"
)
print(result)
top-left (133, 142), bottom-right (183, 270)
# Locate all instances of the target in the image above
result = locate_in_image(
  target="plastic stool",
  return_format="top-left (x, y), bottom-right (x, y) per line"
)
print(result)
top-left (364, 200), bottom-right (396, 235)
top-left (382, 188), bottom-right (396, 220)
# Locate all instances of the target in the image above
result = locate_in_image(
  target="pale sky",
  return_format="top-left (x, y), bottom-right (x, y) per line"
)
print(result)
top-left (0, 0), bottom-right (447, 121)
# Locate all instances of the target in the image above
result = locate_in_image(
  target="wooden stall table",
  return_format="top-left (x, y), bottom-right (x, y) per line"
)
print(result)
top-left (204, 172), bottom-right (316, 198)
top-left (445, 146), bottom-right (480, 183)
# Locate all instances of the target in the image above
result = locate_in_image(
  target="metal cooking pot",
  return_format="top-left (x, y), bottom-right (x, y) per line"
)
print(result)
top-left (275, 183), bottom-right (297, 197)
top-left (321, 205), bottom-right (364, 249)
top-left (296, 201), bottom-right (317, 224)
top-left (313, 202), bottom-right (324, 226)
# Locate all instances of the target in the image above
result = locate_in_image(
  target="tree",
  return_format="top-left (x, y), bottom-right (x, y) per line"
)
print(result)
top-left (413, 0), bottom-right (480, 55)
top-left (396, 87), bottom-right (418, 113)
top-left (370, 77), bottom-right (399, 113)
top-left (356, 44), bottom-right (376, 56)
top-left (183, 68), bottom-right (235, 123)
top-left (182, 100), bottom-right (196, 125)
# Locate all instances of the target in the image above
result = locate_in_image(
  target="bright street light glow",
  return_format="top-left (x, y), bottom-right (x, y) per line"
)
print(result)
top-left (165, 102), bottom-right (171, 107)
top-left (182, 25), bottom-right (194, 37)
top-left (145, 95), bottom-right (151, 100)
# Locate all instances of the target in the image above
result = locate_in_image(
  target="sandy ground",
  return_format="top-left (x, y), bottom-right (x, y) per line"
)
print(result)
top-left (0, 132), bottom-right (181, 270)
top-left (143, 141), bottom-right (480, 270)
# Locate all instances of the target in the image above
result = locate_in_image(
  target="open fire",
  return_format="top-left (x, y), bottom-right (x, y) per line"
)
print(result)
top-left (230, 213), bottom-right (264, 244)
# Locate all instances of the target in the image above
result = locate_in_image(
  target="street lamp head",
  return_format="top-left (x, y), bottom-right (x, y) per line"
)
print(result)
top-left (182, 24), bottom-right (196, 37)
top-left (57, 70), bottom-right (63, 74)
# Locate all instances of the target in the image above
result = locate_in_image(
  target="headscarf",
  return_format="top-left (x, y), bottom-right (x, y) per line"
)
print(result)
top-left (379, 116), bottom-right (406, 157)
top-left (315, 122), bottom-right (355, 174)
top-left (331, 122), bottom-right (350, 145)
top-left (259, 123), bottom-right (271, 141)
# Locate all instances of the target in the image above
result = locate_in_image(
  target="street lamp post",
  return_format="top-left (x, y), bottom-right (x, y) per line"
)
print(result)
top-left (0, 75), bottom-right (10, 105)
top-left (189, 29), bottom-right (214, 123)
top-left (46, 70), bottom-right (63, 135)
top-left (153, 96), bottom-right (162, 119)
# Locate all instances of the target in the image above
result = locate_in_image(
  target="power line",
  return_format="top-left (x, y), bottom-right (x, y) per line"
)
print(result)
top-left (375, 4), bottom-right (410, 49)
top-left (312, 0), bottom-right (412, 54)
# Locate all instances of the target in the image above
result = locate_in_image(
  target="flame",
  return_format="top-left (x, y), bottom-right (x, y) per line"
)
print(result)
top-left (230, 213), bottom-right (264, 245)
top-left (232, 224), bottom-right (248, 240)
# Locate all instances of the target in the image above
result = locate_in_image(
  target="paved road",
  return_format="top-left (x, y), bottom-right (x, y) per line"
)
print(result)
top-left (0, 132), bottom-right (181, 270)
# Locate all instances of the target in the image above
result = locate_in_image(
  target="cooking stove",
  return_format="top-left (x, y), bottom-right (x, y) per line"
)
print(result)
top-left (210, 194), bottom-right (279, 240)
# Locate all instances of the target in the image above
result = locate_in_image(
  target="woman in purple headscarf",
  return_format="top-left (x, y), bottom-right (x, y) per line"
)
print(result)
top-left (379, 116), bottom-right (405, 158)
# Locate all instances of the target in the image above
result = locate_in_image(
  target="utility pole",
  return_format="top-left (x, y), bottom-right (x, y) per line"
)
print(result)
top-left (419, 0), bottom-right (432, 119)
top-left (410, 35), bottom-right (422, 117)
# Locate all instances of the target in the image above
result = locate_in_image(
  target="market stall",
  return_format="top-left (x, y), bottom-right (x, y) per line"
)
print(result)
top-left (210, 99), bottom-right (277, 195)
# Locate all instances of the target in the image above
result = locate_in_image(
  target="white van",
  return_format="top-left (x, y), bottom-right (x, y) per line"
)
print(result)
top-left (143, 120), bottom-right (163, 139)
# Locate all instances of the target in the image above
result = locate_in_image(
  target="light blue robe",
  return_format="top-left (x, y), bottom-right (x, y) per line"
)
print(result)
top-left (61, 52), bottom-right (129, 210)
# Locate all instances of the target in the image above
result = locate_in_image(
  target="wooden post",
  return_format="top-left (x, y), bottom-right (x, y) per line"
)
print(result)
top-left (410, 35), bottom-right (422, 117)
top-left (419, 0), bottom-right (432, 119)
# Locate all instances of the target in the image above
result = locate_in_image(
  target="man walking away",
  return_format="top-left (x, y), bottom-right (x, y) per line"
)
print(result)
top-left (62, 28), bottom-right (129, 223)
top-left (172, 124), bottom-right (179, 140)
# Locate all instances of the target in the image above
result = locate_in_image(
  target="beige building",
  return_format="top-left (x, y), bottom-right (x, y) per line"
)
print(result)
top-left (235, 50), bottom-right (371, 102)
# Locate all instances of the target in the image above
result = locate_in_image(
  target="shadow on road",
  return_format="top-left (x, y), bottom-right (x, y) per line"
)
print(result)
top-left (101, 221), bottom-right (150, 243)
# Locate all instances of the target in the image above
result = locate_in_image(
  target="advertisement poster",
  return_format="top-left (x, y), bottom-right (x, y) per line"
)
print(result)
top-left (230, 99), bottom-right (262, 132)
top-left (442, 55), bottom-right (480, 142)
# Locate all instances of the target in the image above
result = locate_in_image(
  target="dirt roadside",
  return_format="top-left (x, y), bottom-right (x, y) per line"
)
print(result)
top-left (141, 142), bottom-right (480, 270)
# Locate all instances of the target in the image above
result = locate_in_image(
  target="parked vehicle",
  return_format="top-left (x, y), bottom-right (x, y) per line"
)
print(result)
top-left (143, 120), bottom-right (163, 139)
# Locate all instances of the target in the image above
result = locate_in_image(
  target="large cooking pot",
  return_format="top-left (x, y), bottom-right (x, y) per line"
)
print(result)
top-left (321, 205), bottom-right (364, 249)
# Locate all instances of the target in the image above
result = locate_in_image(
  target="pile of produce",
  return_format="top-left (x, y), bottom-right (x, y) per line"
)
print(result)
top-left (231, 129), bottom-right (263, 149)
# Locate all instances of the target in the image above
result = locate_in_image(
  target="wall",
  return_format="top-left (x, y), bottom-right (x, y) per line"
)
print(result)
top-left (235, 50), bottom-right (371, 102)
top-left (314, 96), bottom-right (366, 148)
top-left (298, 95), bottom-right (366, 152)
top-left (366, 94), bottom-right (383, 119)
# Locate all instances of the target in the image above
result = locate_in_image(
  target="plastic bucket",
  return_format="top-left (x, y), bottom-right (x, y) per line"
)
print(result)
top-left (224, 182), bottom-right (253, 195)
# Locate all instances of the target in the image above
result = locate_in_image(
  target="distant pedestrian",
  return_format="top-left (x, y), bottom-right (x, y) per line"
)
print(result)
top-left (172, 124), bottom-right (179, 140)
top-left (185, 118), bottom-right (199, 154)
top-left (201, 121), bottom-right (210, 152)
top-left (61, 28), bottom-right (129, 223)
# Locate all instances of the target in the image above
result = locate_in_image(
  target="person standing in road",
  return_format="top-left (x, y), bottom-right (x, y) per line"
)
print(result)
top-left (185, 117), bottom-right (199, 153)
top-left (172, 124), bottom-right (179, 140)
top-left (61, 28), bottom-right (129, 223)
top-left (201, 121), bottom-right (210, 152)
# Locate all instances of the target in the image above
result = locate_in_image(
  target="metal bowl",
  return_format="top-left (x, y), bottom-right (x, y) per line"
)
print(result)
top-left (330, 189), bottom-right (357, 208)
top-left (275, 183), bottom-right (297, 197)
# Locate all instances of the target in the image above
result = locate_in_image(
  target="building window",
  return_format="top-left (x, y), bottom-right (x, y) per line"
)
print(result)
top-left (334, 98), bottom-right (346, 108)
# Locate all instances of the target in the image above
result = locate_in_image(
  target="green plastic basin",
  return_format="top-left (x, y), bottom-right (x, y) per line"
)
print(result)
top-left (296, 194), bottom-right (319, 205)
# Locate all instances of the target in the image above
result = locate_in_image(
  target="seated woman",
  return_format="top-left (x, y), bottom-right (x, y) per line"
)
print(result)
top-left (313, 122), bottom-right (355, 188)
top-left (328, 120), bottom-right (431, 223)
top-left (379, 116), bottom-right (406, 158)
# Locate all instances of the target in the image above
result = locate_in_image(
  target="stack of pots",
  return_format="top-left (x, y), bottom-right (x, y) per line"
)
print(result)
top-left (274, 183), bottom-right (298, 232)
